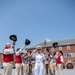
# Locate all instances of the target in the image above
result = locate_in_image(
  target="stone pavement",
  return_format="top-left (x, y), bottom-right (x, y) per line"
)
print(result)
top-left (0, 69), bottom-right (75, 75)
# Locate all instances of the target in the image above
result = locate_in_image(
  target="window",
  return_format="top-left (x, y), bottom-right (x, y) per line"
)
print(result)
top-left (64, 53), bottom-right (74, 58)
top-left (59, 46), bottom-right (62, 50)
top-left (68, 60), bottom-right (71, 63)
top-left (66, 46), bottom-right (70, 50)
top-left (71, 53), bottom-right (74, 57)
top-left (67, 53), bottom-right (71, 57)
top-left (64, 53), bottom-right (66, 57)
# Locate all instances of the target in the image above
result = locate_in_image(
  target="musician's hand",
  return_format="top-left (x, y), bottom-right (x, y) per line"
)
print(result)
top-left (12, 45), bottom-right (15, 49)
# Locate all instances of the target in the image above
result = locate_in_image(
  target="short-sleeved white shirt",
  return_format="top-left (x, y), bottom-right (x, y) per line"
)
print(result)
top-left (3, 48), bottom-right (14, 54)
top-left (32, 53), bottom-right (45, 63)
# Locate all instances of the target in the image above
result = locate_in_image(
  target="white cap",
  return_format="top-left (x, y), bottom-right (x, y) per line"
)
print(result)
top-left (36, 45), bottom-right (42, 50)
top-left (6, 43), bottom-right (10, 45)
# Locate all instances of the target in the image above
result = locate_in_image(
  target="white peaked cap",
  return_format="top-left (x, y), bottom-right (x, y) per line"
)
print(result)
top-left (6, 43), bottom-right (10, 45)
top-left (36, 45), bottom-right (42, 49)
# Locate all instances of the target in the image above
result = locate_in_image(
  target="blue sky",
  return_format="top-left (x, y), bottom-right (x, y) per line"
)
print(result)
top-left (0, 0), bottom-right (75, 52)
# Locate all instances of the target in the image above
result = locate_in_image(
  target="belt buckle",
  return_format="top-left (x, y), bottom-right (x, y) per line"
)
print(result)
top-left (38, 62), bottom-right (40, 63)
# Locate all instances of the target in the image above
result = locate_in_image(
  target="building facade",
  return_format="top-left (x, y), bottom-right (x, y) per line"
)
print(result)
top-left (0, 39), bottom-right (75, 68)
top-left (29, 39), bottom-right (75, 67)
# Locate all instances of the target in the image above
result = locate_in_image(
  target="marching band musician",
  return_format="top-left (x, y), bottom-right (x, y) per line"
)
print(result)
top-left (49, 51), bottom-right (57, 75)
top-left (56, 51), bottom-right (64, 75)
top-left (15, 45), bottom-right (26, 75)
top-left (2, 43), bottom-right (14, 75)
top-left (21, 50), bottom-right (30, 75)
top-left (15, 39), bottom-right (30, 75)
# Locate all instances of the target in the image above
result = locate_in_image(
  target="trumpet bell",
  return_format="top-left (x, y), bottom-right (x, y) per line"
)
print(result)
top-left (9, 35), bottom-right (17, 42)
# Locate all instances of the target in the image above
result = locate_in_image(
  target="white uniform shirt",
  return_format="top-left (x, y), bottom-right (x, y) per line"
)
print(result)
top-left (16, 45), bottom-right (26, 56)
top-left (60, 55), bottom-right (64, 63)
top-left (3, 48), bottom-right (14, 54)
top-left (32, 53), bottom-right (45, 63)
top-left (16, 49), bottom-right (23, 56)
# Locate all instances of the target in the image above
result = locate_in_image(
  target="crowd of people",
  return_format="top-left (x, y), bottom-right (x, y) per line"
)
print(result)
top-left (48, 50), bottom-right (64, 75)
top-left (2, 43), bottom-right (64, 75)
